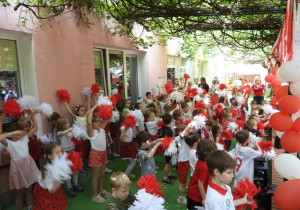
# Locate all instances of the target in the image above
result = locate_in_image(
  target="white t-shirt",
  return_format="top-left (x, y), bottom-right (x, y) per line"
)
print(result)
top-left (74, 116), bottom-right (87, 129)
top-left (38, 172), bottom-right (55, 192)
top-left (205, 182), bottom-right (235, 210)
top-left (234, 143), bottom-right (262, 187)
top-left (159, 102), bottom-right (166, 115)
top-left (88, 128), bottom-right (106, 151)
top-left (57, 131), bottom-right (75, 152)
top-left (4, 135), bottom-right (29, 158)
top-left (189, 149), bottom-right (198, 177)
top-left (175, 135), bottom-right (190, 162)
top-left (184, 111), bottom-right (192, 120)
top-left (170, 119), bottom-right (175, 134)
top-left (145, 121), bottom-right (158, 136)
top-left (121, 126), bottom-right (133, 142)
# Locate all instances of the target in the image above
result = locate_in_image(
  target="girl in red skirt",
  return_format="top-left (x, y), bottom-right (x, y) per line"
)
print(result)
top-left (145, 111), bottom-right (163, 155)
top-left (119, 111), bottom-right (138, 179)
top-left (33, 143), bottom-right (68, 210)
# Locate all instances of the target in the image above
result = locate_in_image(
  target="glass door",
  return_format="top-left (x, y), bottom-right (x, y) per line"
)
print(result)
top-left (126, 54), bottom-right (138, 103)
top-left (109, 50), bottom-right (124, 96)
top-left (93, 50), bottom-right (107, 95)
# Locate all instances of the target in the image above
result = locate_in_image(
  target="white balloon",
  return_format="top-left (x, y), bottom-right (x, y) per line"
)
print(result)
top-left (279, 60), bottom-right (300, 82)
top-left (274, 154), bottom-right (300, 180)
top-left (292, 110), bottom-right (300, 121)
top-left (291, 81), bottom-right (300, 98)
top-left (276, 131), bottom-right (284, 138)
top-left (276, 67), bottom-right (287, 83)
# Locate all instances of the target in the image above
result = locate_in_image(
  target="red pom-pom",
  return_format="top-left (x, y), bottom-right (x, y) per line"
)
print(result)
top-left (244, 87), bottom-right (251, 95)
top-left (183, 73), bottom-right (190, 80)
top-left (257, 121), bottom-right (264, 129)
top-left (195, 101), bottom-right (207, 110)
top-left (157, 120), bottom-right (165, 128)
top-left (237, 120), bottom-right (244, 129)
top-left (3, 99), bottom-right (22, 119)
top-left (137, 174), bottom-right (165, 197)
top-left (202, 89), bottom-right (208, 95)
top-left (187, 87), bottom-right (199, 96)
top-left (172, 104), bottom-right (177, 109)
top-left (185, 119), bottom-right (192, 126)
top-left (258, 140), bottom-right (273, 152)
top-left (162, 134), bottom-right (173, 151)
top-left (232, 177), bottom-right (261, 210)
top-left (199, 112), bottom-right (209, 119)
top-left (219, 83), bottom-right (227, 90)
top-left (98, 105), bottom-right (113, 121)
top-left (91, 83), bottom-right (101, 95)
top-left (112, 93), bottom-right (123, 102)
top-left (184, 92), bottom-right (191, 99)
top-left (210, 97), bottom-right (218, 105)
top-left (222, 130), bottom-right (232, 140)
top-left (122, 115), bottom-right (136, 128)
top-left (164, 83), bottom-right (175, 94)
top-left (118, 83), bottom-right (124, 91)
top-left (67, 150), bottom-right (83, 173)
top-left (165, 82), bottom-right (172, 89)
top-left (110, 96), bottom-right (117, 107)
top-left (214, 104), bottom-right (223, 113)
top-left (231, 108), bottom-right (238, 117)
top-left (57, 89), bottom-right (71, 104)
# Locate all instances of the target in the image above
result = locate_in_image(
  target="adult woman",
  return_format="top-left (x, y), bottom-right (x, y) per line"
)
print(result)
top-left (251, 76), bottom-right (266, 105)
top-left (172, 78), bottom-right (186, 91)
top-left (195, 77), bottom-right (209, 93)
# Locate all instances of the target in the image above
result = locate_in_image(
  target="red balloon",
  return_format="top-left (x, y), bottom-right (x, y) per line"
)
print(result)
top-left (275, 85), bottom-right (289, 100)
top-left (293, 118), bottom-right (300, 132)
top-left (271, 78), bottom-right (282, 88)
top-left (265, 74), bottom-right (275, 82)
top-left (274, 179), bottom-right (300, 210)
top-left (278, 95), bottom-right (300, 115)
top-left (269, 112), bottom-right (293, 132)
top-left (270, 97), bottom-right (279, 105)
top-left (281, 129), bottom-right (300, 153)
top-left (272, 87), bottom-right (278, 94)
top-left (272, 66), bottom-right (279, 75)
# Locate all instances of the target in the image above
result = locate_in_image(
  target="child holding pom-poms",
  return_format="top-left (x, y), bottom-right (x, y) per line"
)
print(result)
top-left (87, 104), bottom-right (111, 203)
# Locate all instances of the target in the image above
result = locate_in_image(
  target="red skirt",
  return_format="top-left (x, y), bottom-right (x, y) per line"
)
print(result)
top-left (152, 135), bottom-right (163, 155)
top-left (120, 141), bottom-right (138, 159)
top-left (33, 182), bottom-right (67, 210)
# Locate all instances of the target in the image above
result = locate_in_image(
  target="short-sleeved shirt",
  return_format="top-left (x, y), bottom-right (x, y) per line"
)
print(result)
top-left (187, 160), bottom-right (210, 202)
top-left (252, 84), bottom-right (265, 97)
top-left (4, 135), bottom-right (29, 158)
top-left (175, 135), bottom-right (190, 162)
top-left (38, 172), bottom-right (55, 192)
top-left (57, 131), bottom-right (75, 152)
top-left (145, 121), bottom-right (158, 136)
top-left (121, 126), bottom-right (133, 143)
top-left (88, 129), bottom-right (106, 151)
top-left (74, 116), bottom-right (87, 129)
top-left (205, 182), bottom-right (234, 210)
top-left (201, 127), bottom-right (213, 140)
top-left (189, 149), bottom-right (198, 177)
top-left (234, 143), bottom-right (262, 187)
top-left (159, 102), bottom-right (166, 115)
top-left (159, 126), bottom-right (173, 138)
top-left (104, 192), bottom-right (136, 210)
top-left (138, 142), bottom-right (156, 176)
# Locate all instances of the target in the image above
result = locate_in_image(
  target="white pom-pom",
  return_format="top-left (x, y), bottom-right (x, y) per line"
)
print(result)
top-left (164, 141), bottom-right (177, 156)
top-left (38, 102), bottom-right (53, 117)
top-left (72, 125), bottom-right (88, 140)
top-left (197, 88), bottom-right (204, 95)
top-left (226, 122), bottom-right (238, 134)
top-left (130, 110), bottom-right (143, 121)
top-left (97, 95), bottom-right (112, 106)
top-left (170, 91), bottom-right (184, 102)
top-left (111, 88), bottom-right (118, 95)
top-left (110, 111), bottom-right (120, 123)
top-left (152, 87), bottom-right (159, 96)
top-left (170, 154), bottom-right (177, 165)
top-left (234, 80), bottom-right (242, 87)
top-left (263, 148), bottom-right (276, 161)
top-left (156, 81), bottom-right (164, 88)
top-left (227, 149), bottom-right (236, 158)
top-left (17, 95), bottom-right (36, 111)
top-left (218, 89), bottom-right (227, 97)
top-left (216, 143), bottom-right (224, 151)
top-left (201, 96), bottom-right (210, 105)
top-left (81, 87), bottom-right (92, 97)
top-left (129, 188), bottom-right (166, 210)
top-left (249, 132), bottom-right (261, 147)
top-left (44, 153), bottom-right (72, 182)
top-left (262, 104), bottom-right (274, 115)
top-left (193, 95), bottom-right (201, 101)
top-left (193, 114), bottom-right (207, 129)
top-left (235, 96), bottom-right (245, 105)
top-left (40, 134), bottom-right (53, 144)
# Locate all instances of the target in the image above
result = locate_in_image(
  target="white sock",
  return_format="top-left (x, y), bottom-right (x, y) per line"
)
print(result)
top-left (124, 159), bottom-right (136, 175)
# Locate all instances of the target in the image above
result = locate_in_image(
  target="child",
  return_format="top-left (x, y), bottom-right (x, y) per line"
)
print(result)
top-left (244, 119), bottom-right (261, 137)
top-left (201, 118), bottom-right (215, 140)
top-left (153, 107), bottom-right (161, 121)
top-left (159, 94), bottom-right (169, 115)
top-left (119, 111), bottom-right (138, 179)
top-left (144, 111), bottom-right (162, 155)
top-left (205, 150), bottom-right (252, 209)
top-left (184, 132), bottom-right (200, 177)
top-left (175, 124), bottom-right (190, 205)
top-left (212, 125), bottom-right (227, 151)
top-left (234, 130), bottom-right (262, 187)
top-left (163, 103), bottom-right (173, 115)
top-left (87, 105), bottom-right (111, 203)
top-left (48, 112), bottom-right (61, 143)
top-left (159, 113), bottom-right (176, 185)
top-left (56, 117), bottom-right (84, 197)
top-left (222, 111), bottom-right (233, 150)
top-left (0, 113), bottom-right (39, 210)
top-left (181, 102), bottom-right (193, 120)
top-left (137, 131), bottom-right (162, 176)
top-left (33, 143), bottom-right (67, 209)
top-left (230, 99), bottom-right (238, 123)
top-left (187, 139), bottom-right (217, 210)
top-left (123, 99), bottom-right (131, 113)
top-left (248, 100), bottom-right (257, 116)
top-left (173, 109), bottom-right (184, 125)
top-left (134, 102), bottom-right (145, 134)
top-left (104, 172), bottom-right (136, 210)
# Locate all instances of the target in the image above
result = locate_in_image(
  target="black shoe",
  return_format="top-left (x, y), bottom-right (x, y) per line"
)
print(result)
top-left (108, 156), bottom-right (114, 163)
top-left (167, 175), bottom-right (177, 180)
top-left (162, 179), bottom-right (174, 185)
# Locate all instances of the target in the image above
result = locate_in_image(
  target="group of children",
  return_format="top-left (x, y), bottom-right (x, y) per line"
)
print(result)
top-left (0, 79), bottom-right (273, 210)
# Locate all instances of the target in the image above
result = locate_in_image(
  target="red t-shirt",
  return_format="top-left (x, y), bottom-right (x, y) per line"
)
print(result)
top-left (187, 160), bottom-right (211, 202)
top-left (28, 135), bottom-right (40, 161)
top-left (252, 84), bottom-right (265, 97)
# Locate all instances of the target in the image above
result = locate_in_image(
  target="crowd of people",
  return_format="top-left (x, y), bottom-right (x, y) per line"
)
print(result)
top-left (0, 74), bottom-right (272, 210)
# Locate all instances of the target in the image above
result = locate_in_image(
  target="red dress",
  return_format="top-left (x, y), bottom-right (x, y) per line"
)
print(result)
top-left (28, 135), bottom-right (41, 162)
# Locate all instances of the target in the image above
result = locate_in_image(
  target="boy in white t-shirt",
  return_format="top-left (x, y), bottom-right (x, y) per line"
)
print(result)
top-left (184, 132), bottom-right (200, 177)
top-left (234, 130), bottom-right (262, 187)
top-left (205, 150), bottom-right (252, 210)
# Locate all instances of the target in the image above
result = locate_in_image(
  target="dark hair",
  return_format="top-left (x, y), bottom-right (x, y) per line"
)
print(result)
top-left (75, 105), bottom-right (85, 116)
top-left (162, 114), bottom-right (172, 125)
top-left (248, 114), bottom-right (257, 120)
top-left (41, 143), bottom-right (60, 179)
top-left (172, 109), bottom-right (183, 120)
top-left (146, 92), bottom-right (151, 97)
top-left (159, 94), bottom-right (167, 101)
top-left (196, 139), bottom-right (217, 161)
top-left (135, 103), bottom-right (142, 110)
top-left (206, 150), bottom-right (236, 177)
top-left (212, 125), bottom-right (221, 142)
top-left (231, 99), bottom-right (238, 107)
top-left (200, 77), bottom-right (206, 83)
top-left (259, 109), bottom-right (264, 115)
top-left (181, 102), bottom-right (188, 109)
top-left (147, 103), bottom-right (155, 109)
top-left (49, 112), bottom-right (61, 122)
top-left (236, 130), bottom-right (250, 144)
top-left (164, 104), bottom-right (173, 113)
top-left (218, 96), bottom-right (225, 103)
top-left (206, 118), bottom-right (216, 127)
top-left (192, 109), bottom-right (201, 117)
top-left (7, 122), bottom-right (22, 132)
top-left (184, 132), bottom-right (200, 147)
top-left (136, 131), bottom-right (152, 146)
top-left (175, 123), bottom-right (186, 135)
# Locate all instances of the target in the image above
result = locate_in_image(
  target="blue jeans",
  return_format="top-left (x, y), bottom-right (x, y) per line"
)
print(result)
top-left (253, 96), bottom-right (264, 105)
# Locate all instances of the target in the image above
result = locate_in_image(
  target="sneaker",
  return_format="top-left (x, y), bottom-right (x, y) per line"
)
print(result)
top-left (74, 184), bottom-right (84, 192)
top-left (177, 196), bottom-right (187, 205)
top-left (105, 168), bottom-right (112, 173)
top-left (112, 152), bottom-right (120, 157)
top-left (128, 173), bottom-right (135, 179)
top-left (79, 169), bottom-right (88, 176)
top-left (162, 179), bottom-right (174, 185)
top-left (108, 156), bottom-right (115, 163)
top-left (100, 190), bottom-right (111, 198)
top-left (155, 166), bottom-right (159, 170)
top-left (67, 188), bottom-right (76, 197)
top-left (91, 195), bottom-right (105, 204)
top-left (167, 175), bottom-right (177, 180)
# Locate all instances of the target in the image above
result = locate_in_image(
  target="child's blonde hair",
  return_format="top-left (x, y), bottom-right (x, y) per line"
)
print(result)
top-left (109, 171), bottom-right (131, 189)
top-left (56, 117), bottom-right (69, 132)
top-left (164, 104), bottom-right (173, 113)
top-left (173, 109), bottom-right (183, 120)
